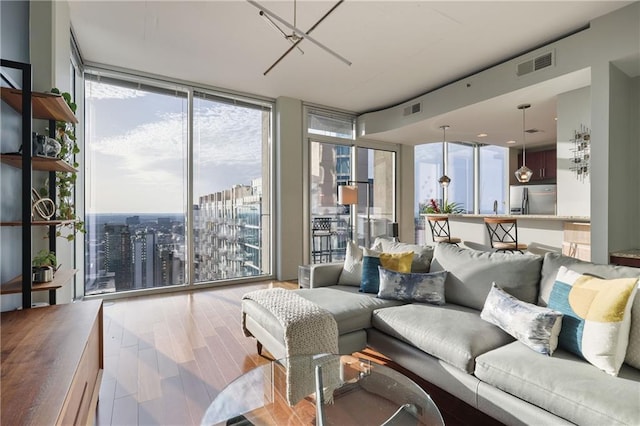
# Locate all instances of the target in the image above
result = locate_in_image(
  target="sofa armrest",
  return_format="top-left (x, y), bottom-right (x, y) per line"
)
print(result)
top-left (309, 262), bottom-right (344, 288)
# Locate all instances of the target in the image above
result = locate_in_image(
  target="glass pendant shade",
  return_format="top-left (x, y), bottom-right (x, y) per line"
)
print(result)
top-left (514, 165), bottom-right (533, 183)
top-left (438, 175), bottom-right (451, 187)
top-left (515, 103), bottom-right (532, 183)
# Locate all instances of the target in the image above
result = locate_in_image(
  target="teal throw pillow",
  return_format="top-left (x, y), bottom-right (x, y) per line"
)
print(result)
top-left (360, 255), bottom-right (382, 293)
top-left (377, 267), bottom-right (447, 305)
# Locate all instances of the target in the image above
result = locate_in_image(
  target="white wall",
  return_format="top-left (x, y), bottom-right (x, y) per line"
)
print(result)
top-left (275, 97), bottom-right (304, 280)
top-left (556, 86), bottom-right (591, 217)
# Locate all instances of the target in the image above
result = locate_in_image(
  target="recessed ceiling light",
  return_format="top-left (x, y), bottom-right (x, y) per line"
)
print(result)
top-left (477, 133), bottom-right (488, 138)
top-left (507, 140), bottom-right (516, 144)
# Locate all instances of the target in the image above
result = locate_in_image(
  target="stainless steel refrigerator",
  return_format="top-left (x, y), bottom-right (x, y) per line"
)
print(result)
top-left (509, 184), bottom-right (557, 215)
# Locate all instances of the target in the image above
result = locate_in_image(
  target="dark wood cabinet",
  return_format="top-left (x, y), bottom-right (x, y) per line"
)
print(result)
top-left (518, 148), bottom-right (556, 181)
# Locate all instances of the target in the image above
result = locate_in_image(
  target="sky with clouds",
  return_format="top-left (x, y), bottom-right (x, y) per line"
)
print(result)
top-left (85, 81), bottom-right (264, 214)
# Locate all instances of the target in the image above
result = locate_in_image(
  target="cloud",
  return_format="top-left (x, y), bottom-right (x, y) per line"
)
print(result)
top-left (87, 94), bottom-right (268, 212)
top-left (86, 81), bottom-right (148, 100)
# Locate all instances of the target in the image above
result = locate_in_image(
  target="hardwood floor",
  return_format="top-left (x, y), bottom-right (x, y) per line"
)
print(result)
top-left (95, 280), bottom-right (501, 426)
top-left (96, 281), bottom-right (293, 426)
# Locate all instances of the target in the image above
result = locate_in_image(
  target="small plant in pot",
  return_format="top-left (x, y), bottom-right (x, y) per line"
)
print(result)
top-left (32, 249), bottom-right (57, 283)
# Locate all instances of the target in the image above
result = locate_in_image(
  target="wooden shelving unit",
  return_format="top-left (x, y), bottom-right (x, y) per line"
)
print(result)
top-left (0, 219), bottom-right (77, 227)
top-left (0, 153), bottom-right (77, 173)
top-left (0, 87), bottom-right (78, 123)
top-left (1, 59), bottom-right (79, 309)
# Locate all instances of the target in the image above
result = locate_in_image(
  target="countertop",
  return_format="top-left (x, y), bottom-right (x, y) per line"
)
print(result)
top-left (421, 214), bottom-right (590, 222)
top-left (610, 249), bottom-right (640, 259)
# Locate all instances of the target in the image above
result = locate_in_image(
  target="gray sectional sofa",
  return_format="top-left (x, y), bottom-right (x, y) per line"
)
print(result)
top-left (242, 242), bottom-right (640, 425)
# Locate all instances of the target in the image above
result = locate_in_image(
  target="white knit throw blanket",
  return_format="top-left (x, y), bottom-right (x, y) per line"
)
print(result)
top-left (242, 288), bottom-right (340, 405)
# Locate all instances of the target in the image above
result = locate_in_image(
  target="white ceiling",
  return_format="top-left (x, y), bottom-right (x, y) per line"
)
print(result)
top-left (69, 1), bottom-right (634, 147)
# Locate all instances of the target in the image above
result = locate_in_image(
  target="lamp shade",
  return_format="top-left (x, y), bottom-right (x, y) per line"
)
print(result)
top-left (515, 165), bottom-right (533, 183)
top-left (438, 175), bottom-right (451, 187)
top-left (338, 185), bottom-right (358, 205)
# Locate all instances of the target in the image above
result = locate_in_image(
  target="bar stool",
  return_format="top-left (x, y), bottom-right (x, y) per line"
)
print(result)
top-left (311, 217), bottom-right (333, 263)
top-left (427, 216), bottom-right (461, 245)
top-left (484, 217), bottom-right (528, 253)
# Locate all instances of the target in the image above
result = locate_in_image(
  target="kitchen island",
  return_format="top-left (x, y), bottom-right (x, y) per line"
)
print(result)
top-left (422, 214), bottom-right (590, 258)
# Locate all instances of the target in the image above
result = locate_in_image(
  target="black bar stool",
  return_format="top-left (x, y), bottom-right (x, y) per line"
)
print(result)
top-left (484, 217), bottom-right (528, 253)
top-left (427, 216), bottom-right (461, 245)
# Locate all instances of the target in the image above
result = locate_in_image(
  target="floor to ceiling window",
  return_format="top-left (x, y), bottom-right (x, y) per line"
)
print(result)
top-left (479, 145), bottom-right (508, 214)
top-left (415, 141), bottom-right (508, 241)
top-left (84, 73), bottom-right (272, 296)
top-left (193, 93), bottom-right (271, 283)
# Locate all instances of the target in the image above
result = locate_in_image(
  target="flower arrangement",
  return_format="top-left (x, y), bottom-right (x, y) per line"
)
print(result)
top-left (423, 198), bottom-right (464, 214)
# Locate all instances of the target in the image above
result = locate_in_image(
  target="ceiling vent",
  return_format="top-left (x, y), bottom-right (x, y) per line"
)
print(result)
top-left (403, 102), bottom-right (422, 116)
top-left (517, 51), bottom-right (554, 77)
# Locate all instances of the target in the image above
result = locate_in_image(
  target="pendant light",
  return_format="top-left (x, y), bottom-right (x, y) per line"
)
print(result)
top-left (515, 104), bottom-right (533, 183)
top-left (438, 125), bottom-right (451, 187)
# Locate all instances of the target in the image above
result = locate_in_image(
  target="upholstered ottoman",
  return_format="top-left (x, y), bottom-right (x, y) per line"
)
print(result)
top-left (242, 285), bottom-right (405, 359)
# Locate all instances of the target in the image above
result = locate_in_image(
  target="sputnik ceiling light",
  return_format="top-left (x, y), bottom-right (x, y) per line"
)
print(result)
top-left (515, 104), bottom-right (533, 183)
top-left (438, 125), bottom-right (451, 188)
top-left (248, 0), bottom-right (352, 75)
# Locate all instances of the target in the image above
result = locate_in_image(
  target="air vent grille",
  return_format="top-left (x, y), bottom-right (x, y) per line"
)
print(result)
top-left (403, 102), bottom-right (422, 116)
top-left (517, 51), bottom-right (554, 76)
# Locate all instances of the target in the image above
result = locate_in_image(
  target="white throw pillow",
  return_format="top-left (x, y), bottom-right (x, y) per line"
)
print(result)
top-left (337, 241), bottom-right (363, 286)
top-left (481, 283), bottom-right (563, 356)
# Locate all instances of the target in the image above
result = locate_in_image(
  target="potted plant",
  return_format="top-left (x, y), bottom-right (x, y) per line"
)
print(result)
top-left (41, 88), bottom-right (85, 241)
top-left (32, 249), bottom-right (57, 283)
top-left (422, 198), bottom-right (465, 214)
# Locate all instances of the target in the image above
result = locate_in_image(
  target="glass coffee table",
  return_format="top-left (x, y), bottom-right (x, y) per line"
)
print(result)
top-left (201, 354), bottom-right (444, 426)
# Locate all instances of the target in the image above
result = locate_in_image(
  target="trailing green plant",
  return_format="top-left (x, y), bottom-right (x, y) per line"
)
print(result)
top-left (41, 88), bottom-right (85, 241)
top-left (422, 198), bottom-right (465, 214)
top-left (32, 249), bottom-right (57, 267)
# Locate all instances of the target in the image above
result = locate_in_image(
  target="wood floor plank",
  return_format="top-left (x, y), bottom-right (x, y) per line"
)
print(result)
top-left (178, 359), bottom-right (212, 424)
top-left (114, 343), bottom-right (139, 398)
top-left (137, 347), bottom-right (162, 402)
top-left (111, 395), bottom-right (139, 426)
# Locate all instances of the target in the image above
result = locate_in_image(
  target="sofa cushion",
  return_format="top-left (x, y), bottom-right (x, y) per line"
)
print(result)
top-left (481, 283), bottom-right (563, 355)
top-left (540, 252), bottom-right (640, 369)
top-left (372, 237), bottom-right (434, 272)
top-left (475, 342), bottom-right (640, 425)
top-left (377, 267), bottom-right (447, 305)
top-left (337, 241), bottom-right (363, 286)
top-left (548, 266), bottom-right (638, 376)
top-left (429, 243), bottom-right (542, 311)
top-left (296, 286), bottom-right (406, 334)
top-left (372, 303), bottom-right (514, 373)
top-left (242, 286), bottom-right (405, 340)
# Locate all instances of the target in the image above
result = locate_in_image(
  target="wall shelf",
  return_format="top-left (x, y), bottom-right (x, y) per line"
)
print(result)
top-left (0, 219), bottom-right (77, 226)
top-left (0, 153), bottom-right (77, 172)
top-left (0, 268), bottom-right (77, 295)
top-left (0, 87), bottom-right (78, 123)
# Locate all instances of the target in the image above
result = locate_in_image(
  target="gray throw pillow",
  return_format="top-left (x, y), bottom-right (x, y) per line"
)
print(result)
top-left (377, 267), bottom-right (447, 305)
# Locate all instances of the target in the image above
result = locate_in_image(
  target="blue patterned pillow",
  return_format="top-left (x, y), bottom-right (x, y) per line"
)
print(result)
top-left (360, 255), bottom-right (382, 293)
top-left (377, 267), bottom-right (447, 305)
top-left (481, 283), bottom-right (563, 356)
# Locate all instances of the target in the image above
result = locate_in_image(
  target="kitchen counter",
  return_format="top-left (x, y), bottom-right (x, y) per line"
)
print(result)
top-left (422, 214), bottom-right (591, 253)
top-left (610, 249), bottom-right (640, 268)
top-left (425, 214), bottom-right (590, 222)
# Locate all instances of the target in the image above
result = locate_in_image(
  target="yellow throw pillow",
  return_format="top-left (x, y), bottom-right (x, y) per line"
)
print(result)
top-left (380, 251), bottom-right (414, 273)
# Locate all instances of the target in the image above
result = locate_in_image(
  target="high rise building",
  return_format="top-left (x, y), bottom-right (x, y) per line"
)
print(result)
top-left (104, 223), bottom-right (133, 291)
